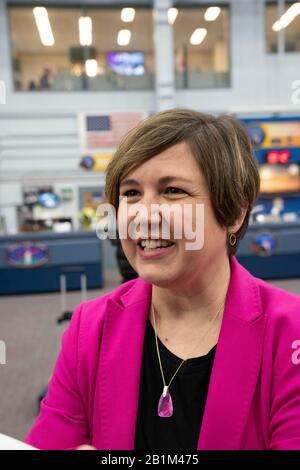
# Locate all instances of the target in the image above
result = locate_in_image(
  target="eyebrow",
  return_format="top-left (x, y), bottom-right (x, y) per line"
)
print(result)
top-left (119, 176), bottom-right (192, 188)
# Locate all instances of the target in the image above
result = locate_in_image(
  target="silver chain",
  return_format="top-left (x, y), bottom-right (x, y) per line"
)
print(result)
top-left (151, 301), bottom-right (224, 390)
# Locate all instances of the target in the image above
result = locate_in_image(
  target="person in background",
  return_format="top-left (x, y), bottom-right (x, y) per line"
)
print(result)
top-left (39, 67), bottom-right (52, 90)
top-left (28, 80), bottom-right (37, 91)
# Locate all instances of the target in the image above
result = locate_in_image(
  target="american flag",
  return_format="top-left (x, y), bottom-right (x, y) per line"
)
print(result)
top-left (84, 112), bottom-right (144, 150)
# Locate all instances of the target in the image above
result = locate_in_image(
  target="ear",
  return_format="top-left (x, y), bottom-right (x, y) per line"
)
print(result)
top-left (228, 206), bottom-right (248, 234)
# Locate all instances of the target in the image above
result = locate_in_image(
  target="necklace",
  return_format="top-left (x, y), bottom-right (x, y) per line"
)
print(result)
top-left (151, 301), bottom-right (224, 418)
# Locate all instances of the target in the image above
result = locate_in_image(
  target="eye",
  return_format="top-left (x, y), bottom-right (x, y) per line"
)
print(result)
top-left (121, 189), bottom-right (139, 197)
top-left (120, 187), bottom-right (187, 198)
top-left (165, 187), bottom-right (186, 194)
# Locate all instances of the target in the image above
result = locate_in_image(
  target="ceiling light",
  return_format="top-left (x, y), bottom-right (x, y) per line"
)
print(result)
top-left (121, 8), bottom-right (135, 22)
top-left (85, 59), bottom-right (98, 77)
top-left (272, 2), bottom-right (300, 31)
top-left (168, 8), bottom-right (178, 25)
top-left (204, 6), bottom-right (221, 21)
top-left (272, 20), bottom-right (281, 32)
top-left (79, 16), bottom-right (92, 46)
top-left (117, 29), bottom-right (131, 46)
top-left (190, 28), bottom-right (207, 45)
top-left (33, 7), bottom-right (55, 46)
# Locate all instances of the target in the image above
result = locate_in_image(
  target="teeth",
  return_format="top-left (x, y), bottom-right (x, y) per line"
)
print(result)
top-left (140, 239), bottom-right (173, 249)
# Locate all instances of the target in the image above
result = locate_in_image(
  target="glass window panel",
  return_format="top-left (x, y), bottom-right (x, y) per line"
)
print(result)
top-left (173, 4), bottom-right (230, 89)
top-left (283, 1), bottom-right (300, 52)
top-left (266, 2), bottom-right (280, 53)
top-left (266, 1), bottom-right (300, 54)
top-left (8, 5), bottom-right (154, 92)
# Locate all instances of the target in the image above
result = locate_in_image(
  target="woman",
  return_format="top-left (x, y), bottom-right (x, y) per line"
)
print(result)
top-left (26, 109), bottom-right (300, 450)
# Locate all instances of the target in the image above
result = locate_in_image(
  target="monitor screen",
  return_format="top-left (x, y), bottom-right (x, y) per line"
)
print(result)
top-left (107, 52), bottom-right (145, 76)
top-left (38, 192), bottom-right (60, 209)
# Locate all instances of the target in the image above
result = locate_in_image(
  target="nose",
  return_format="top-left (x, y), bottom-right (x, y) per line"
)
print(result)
top-left (132, 202), bottom-right (162, 239)
top-left (118, 188), bottom-right (169, 240)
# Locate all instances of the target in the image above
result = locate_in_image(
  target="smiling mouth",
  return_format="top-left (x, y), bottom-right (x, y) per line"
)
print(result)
top-left (138, 239), bottom-right (175, 251)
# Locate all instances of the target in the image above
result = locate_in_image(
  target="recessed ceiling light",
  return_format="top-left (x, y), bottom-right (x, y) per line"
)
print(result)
top-left (121, 8), bottom-right (135, 23)
top-left (33, 7), bottom-right (55, 46)
top-left (85, 59), bottom-right (98, 77)
top-left (117, 29), bottom-right (131, 46)
top-left (204, 6), bottom-right (221, 22)
top-left (168, 8), bottom-right (178, 25)
top-left (272, 2), bottom-right (300, 31)
top-left (79, 16), bottom-right (92, 46)
top-left (190, 28), bottom-right (207, 45)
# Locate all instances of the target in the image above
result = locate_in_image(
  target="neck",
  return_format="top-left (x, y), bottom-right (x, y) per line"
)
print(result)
top-left (151, 255), bottom-right (231, 326)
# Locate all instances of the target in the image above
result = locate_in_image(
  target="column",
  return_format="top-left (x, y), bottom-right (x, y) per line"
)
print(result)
top-left (0, 1), bottom-right (13, 99)
top-left (153, 0), bottom-right (175, 112)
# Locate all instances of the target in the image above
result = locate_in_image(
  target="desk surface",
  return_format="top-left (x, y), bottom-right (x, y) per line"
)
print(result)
top-left (0, 433), bottom-right (37, 450)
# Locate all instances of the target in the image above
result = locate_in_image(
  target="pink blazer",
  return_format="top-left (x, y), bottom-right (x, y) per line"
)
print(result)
top-left (26, 256), bottom-right (300, 450)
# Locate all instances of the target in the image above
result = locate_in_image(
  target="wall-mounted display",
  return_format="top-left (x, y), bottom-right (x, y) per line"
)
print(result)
top-left (107, 51), bottom-right (145, 76)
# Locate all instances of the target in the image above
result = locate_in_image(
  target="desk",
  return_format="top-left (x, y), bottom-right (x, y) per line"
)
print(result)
top-left (0, 231), bottom-right (103, 295)
top-left (237, 221), bottom-right (300, 279)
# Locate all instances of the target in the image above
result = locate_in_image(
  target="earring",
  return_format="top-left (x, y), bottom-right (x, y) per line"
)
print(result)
top-left (229, 233), bottom-right (237, 247)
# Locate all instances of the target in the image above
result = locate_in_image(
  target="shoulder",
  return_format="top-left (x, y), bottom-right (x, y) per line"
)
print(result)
top-left (71, 277), bottom-right (142, 331)
top-left (255, 276), bottom-right (300, 323)
top-left (230, 257), bottom-right (300, 329)
top-left (65, 277), bottom-right (147, 348)
top-left (252, 276), bottom-right (300, 354)
top-left (254, 279), bottom-right (300, 449)
top-left (58, 277), bottom-right (145, 376)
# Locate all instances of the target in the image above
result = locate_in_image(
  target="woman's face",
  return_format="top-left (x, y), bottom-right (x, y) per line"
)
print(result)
top-left (117, 141), bottom-right (229, 288)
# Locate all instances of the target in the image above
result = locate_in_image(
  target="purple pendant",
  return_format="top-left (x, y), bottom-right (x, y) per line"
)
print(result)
top-left (158, 386), bottom-right (173, 418)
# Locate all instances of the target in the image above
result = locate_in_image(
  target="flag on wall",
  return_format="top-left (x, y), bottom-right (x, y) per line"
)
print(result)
top-left (79, 112), bottom-right (144, 150)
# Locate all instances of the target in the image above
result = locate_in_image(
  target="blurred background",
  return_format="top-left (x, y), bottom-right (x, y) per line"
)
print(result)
top-left (1, 0), bottom-right (300, 442)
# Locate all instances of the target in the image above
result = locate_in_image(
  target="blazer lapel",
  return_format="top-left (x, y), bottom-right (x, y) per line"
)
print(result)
top-left (197, 257), bottom-right (267, 449)
top-left (98, 279), bottom-right (152, 450)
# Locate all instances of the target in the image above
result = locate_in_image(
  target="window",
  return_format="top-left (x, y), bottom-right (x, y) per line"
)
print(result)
top-left (266, 1), bottom-right (300, 53)
top-left (172, 4), bottom-right (230, 89)
top-left (8, 5), bottom-right (154, 91)
top-left (284, 2), bottom-right (300, 52)
top-left (266, 2), bottom-right (279, 53)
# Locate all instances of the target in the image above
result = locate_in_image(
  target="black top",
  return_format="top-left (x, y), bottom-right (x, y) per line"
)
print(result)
top-left (134, 319), bottom-right (217, 450)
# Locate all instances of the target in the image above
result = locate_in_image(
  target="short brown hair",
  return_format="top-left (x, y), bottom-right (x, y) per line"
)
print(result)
top-left (105, 108), bottom-right (260, 255)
